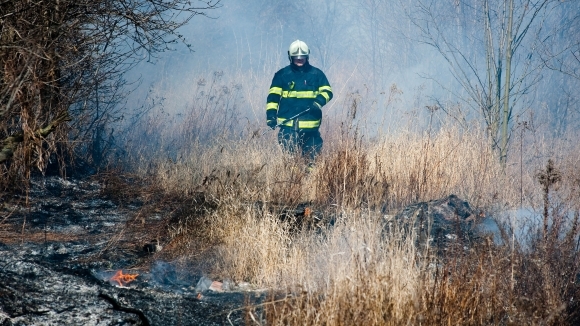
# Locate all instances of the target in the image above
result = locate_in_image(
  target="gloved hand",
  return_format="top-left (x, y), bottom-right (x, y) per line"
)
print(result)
top-left (266, 119), bottom-right (277, 130)
top-left (309, 102), bottom-right (322, 120)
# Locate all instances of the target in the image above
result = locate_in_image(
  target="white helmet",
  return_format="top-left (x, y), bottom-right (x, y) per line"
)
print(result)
top-left (288, 40), bottom-right (310, 62)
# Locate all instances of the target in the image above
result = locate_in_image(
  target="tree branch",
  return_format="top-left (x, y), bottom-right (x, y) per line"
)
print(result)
top-left (0, 111), bottom-right (71, 164)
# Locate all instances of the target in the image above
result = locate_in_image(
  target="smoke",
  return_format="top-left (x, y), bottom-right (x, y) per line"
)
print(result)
top-left (148, 261), bottom-right (196, 291)
top-left (116, 0), bottom-right (579, 158)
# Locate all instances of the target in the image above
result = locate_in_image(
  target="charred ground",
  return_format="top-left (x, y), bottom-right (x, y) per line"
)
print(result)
top-left (0, 173), bottom-right (261, 326)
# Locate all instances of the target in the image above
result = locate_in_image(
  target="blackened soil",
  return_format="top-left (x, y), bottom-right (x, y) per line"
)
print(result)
top-left (0, 176), bottom-right (260, 326)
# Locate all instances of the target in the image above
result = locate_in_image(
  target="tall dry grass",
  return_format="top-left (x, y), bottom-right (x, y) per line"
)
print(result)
top-left (148, 123), bottom-right (519, 211)
top-left (118, 70), bottom-right (580, 324)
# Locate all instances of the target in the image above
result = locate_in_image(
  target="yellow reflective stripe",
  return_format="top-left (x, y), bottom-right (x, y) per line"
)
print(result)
top-left (266, 103), bottom-right (278, 110)
top-left (319, 86), bottom-right (332, 103)
top-left (298, 120), bottom-right (320, 128)
top-left (269, 87), bottom-right (283, 95)
top-left (277, 117), bottom-right (292, 126)
top-left (277, 118), bottom-right (321, 129)
top-left (281, 91), bottom-right (318, 98)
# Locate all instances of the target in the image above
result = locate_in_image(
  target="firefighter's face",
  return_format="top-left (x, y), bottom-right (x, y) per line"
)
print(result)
top-left (292, 55), bottom-right (307, 66)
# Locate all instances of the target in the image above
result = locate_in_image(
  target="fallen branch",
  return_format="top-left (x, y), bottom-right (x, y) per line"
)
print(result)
top-left (0, 111), bottom-right (71, 164)
top-left (98, 293), bottom-right (150, 326)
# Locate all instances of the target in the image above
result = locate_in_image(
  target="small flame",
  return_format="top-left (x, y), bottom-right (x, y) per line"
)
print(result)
top-left (110, 270), bottom-right (139, 287)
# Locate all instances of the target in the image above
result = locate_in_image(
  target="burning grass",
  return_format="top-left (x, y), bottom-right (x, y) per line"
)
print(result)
top-left (109, 270), bottom-right (139, 287)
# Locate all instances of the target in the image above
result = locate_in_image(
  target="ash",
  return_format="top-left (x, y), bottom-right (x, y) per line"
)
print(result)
top-left (0, 176), bottom-right (258, 326)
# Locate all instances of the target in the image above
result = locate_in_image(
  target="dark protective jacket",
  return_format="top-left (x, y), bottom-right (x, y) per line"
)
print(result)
top-left (266, 62), bottom-right (332, 130)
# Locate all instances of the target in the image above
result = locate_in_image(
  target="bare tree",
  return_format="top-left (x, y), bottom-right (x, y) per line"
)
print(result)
top-left (537, 1), bottom-right (580, 81)
top-left (407, 0), bottom-right (558, 165)
top-left (0, 0), bottom-right (220, 184)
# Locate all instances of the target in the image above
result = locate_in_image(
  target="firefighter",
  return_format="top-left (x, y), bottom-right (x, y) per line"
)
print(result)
top-left (265, 39), bottom-right (333, 164)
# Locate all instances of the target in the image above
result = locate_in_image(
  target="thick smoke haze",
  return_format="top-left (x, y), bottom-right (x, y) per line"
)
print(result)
top-left (122, 0), bottom-right (580, 148)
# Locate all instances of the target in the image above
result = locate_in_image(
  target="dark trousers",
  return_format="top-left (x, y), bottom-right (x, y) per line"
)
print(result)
top-left (277, 128), bottom-right (323, 162)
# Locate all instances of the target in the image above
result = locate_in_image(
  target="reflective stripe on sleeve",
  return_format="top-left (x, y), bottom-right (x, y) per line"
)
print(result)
top-left (266, 103), bottom-right (278, 111)
top-left (269, 87), bottom-right (283, 95)
top-left (319, 86), bottom-right (332, 103)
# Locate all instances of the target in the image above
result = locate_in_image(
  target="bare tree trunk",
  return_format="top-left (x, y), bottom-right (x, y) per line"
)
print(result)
top-left (484, 0), bottom-right (502, 154)
top-left (500, 0), bottom-right (514, 167)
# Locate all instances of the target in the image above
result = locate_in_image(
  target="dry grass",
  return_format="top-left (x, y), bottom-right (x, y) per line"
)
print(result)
top-left (124, 127), bottom-right (579, 324)
top-left (115, 76), bottom-right (580, 324)
top-left (147, 124), bottom-right (517, 212)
